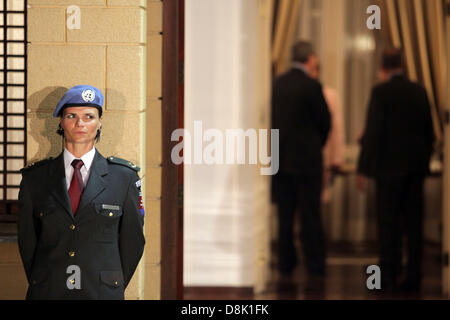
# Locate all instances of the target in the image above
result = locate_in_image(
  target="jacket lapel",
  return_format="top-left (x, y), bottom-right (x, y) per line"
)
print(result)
top-left (50, 153), bottom-right (74, 220)
top-left (76, 151), bottom-right (108, 216)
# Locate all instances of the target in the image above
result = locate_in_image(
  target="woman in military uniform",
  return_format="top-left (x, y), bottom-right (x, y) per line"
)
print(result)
top-left (18, 85), bottom-right (145, 300)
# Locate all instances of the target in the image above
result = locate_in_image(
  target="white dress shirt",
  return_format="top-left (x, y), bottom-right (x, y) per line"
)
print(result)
top-left (291, 61), bottom-right (309, 75)
top-left (64, 147), bottom-right (96, 190)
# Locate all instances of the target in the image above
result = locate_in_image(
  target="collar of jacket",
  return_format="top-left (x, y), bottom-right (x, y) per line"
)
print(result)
top-left (51, 150), bottom-right (109, 179)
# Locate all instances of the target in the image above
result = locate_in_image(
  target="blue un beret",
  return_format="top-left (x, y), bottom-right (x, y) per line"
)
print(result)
top-left (53, 85), bottom-right (104, 117)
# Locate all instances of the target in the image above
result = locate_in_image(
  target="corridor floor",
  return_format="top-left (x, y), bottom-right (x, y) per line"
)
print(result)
top-left (184, 241), bottom-right (446, 300)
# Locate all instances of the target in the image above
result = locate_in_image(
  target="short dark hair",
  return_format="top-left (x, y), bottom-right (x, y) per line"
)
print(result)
top-left (382, 48), bottom-right (403, 70)
top-left (292, 41), bottom-right (315, 63)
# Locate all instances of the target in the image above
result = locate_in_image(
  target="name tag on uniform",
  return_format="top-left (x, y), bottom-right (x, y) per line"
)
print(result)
top-left (102, 204), bottom-right (120, 210)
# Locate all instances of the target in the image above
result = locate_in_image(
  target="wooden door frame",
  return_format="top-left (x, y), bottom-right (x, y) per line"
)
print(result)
top-left (444, 0), bottom-right (450, 298)
top-left (161, 0), bottom-right (184, 300)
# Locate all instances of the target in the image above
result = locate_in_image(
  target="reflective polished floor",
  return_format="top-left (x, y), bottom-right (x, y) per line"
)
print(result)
top-left (184, 241), bottom-right (446, 300)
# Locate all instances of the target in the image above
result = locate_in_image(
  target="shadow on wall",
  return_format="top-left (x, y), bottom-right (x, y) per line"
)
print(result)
top-left (27, 87), bottom-right (128, 164)
top-left (27, 86), bottom-right (67, 162)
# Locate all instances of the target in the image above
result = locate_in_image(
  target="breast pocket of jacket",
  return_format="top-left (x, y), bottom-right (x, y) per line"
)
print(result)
top-left (93, 203), bottom-right (123, 243)
top-left (34, 204), bottom-right (60, 246)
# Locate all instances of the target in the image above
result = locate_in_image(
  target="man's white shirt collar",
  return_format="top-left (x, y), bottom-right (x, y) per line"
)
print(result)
top-left (291, 62), bottom-right (309, 75)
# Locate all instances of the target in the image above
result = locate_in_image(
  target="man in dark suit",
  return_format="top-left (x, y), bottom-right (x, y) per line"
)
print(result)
top-left (272, 41), bottom-right (331, 278)
top-left (357, 49), bottom-right (434, 292)
top-left (18, 85), bottom-right (145, 299)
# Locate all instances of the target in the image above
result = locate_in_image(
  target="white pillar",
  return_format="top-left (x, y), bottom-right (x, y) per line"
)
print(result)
top-left (184, 0), bottom-right (272, 288)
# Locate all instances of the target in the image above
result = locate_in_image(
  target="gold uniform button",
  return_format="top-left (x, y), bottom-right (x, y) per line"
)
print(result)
top-left (70, 279), bottom-right (75, 284)
top-left (69, 224), bottom-right (76, 230)
top-left (109, 212), bottom-right (113, 217)
top-left (39, 212), bottom-right (43, 217)
top-left (114, 281), bottom-right (118, 286)
top-left (69, 251), bottom-right (75, 257)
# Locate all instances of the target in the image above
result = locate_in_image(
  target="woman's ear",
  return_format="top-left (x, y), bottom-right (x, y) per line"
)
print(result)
top-left (56, 123), bottom-right (65, 136)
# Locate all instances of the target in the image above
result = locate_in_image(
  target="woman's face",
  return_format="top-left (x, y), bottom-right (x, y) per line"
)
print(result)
top-left (60, 106), bottom-right (101, 144)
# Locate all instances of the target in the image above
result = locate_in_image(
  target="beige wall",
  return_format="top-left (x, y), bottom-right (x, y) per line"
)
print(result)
top-left (27, 0), bottom-right (162, 299)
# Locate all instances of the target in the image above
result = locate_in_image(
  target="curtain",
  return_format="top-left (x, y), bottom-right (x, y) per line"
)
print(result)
top-left (383, 0), bottom-right (447, 149)
top-left (271, 0), bottom-right (301, 75)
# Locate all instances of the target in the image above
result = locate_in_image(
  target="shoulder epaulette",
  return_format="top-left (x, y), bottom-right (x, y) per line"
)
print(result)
top-left (107, 156), bottom-right (140, 172)
top-left (20, 157), bottom-right (53, 173)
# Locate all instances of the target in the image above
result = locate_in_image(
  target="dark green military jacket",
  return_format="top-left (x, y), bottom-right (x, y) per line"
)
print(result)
top-left (18, 151), bottom-right (145, 300)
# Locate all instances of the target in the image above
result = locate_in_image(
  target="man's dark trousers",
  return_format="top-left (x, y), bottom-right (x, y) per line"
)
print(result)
top-left (375, 174), bottom-right (425, 287)
top-left (277, 172), bottom-right (325, 276)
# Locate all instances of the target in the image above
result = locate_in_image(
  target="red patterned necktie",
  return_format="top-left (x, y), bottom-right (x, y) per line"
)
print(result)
top-left (68, 159), bottom-right (85, 216)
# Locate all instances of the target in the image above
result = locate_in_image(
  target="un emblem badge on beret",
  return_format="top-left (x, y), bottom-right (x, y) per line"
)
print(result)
top-left (81, 89), bottom-right (96, 102)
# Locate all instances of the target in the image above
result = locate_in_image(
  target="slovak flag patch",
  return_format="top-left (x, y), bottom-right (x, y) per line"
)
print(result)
top-left (136, 180), bottom-right (145, 216)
